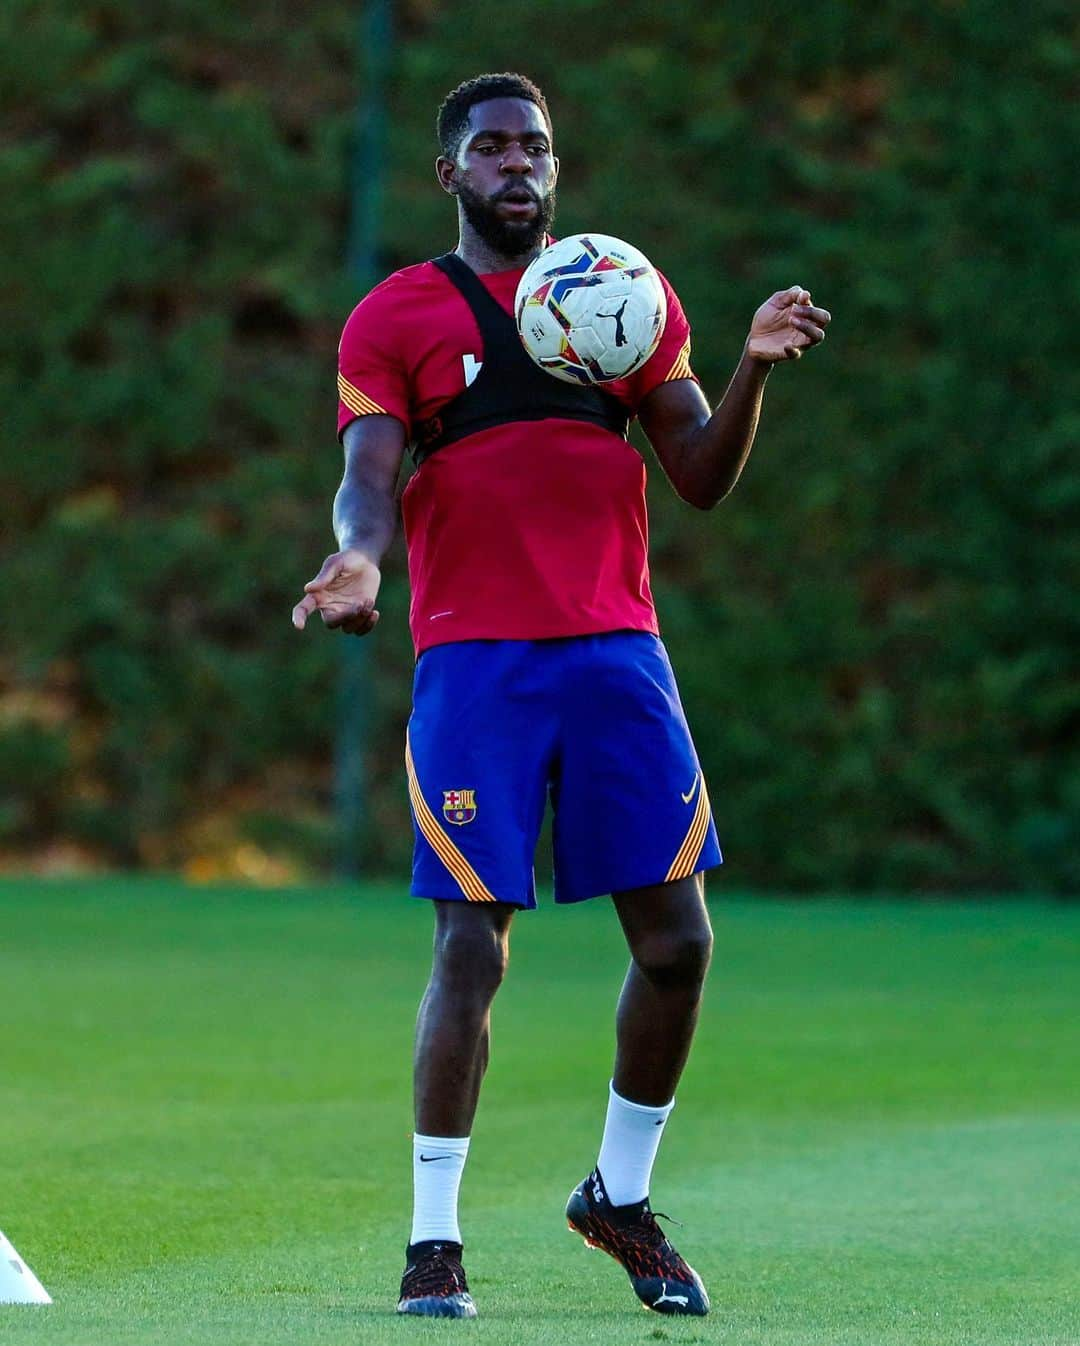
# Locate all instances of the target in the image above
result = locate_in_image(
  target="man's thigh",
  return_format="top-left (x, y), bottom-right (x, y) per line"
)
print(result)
top-left (406, 641), bottom-right (558, 909)
top-left (551, 633), bottom-right (722, 904)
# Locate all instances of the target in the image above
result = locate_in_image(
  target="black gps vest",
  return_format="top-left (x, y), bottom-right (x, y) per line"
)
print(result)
top-left (411, 252), bottom-right (630, 467)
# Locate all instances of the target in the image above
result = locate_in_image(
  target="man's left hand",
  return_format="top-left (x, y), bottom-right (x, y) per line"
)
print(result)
top-left (746, 286), bottom-right (831, 363)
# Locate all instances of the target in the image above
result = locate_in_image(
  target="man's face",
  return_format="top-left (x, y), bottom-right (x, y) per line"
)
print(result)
top-left (438, 97), bottom-right (558, 258)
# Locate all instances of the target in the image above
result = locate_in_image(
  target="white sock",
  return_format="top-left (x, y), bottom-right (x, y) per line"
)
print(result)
top-left (596, 1081), bottom-right (675, 1206)
top-left (410, 1133), bottom-right (470, 1246)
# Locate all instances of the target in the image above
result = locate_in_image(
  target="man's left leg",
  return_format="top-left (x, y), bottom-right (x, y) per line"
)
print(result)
top-left (566, 872), bottom-right (713, 1316)
top-left (610, 871), bottom-right (713, 1107)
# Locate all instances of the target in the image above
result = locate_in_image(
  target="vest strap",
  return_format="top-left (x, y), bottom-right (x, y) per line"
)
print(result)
top-left (411, 253), bottom-right (629, 465)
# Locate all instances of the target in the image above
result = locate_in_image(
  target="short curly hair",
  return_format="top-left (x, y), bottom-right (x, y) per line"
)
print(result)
top-left (437, 72), bottom-right (552, 160)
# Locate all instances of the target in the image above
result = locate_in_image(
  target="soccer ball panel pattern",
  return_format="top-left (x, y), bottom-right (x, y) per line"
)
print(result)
top-left (515, 234), bottom-right (668, 386)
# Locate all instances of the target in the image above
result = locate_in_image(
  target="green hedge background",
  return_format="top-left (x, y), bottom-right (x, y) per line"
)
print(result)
top-left (2, 0), bottom-right (1077, 890)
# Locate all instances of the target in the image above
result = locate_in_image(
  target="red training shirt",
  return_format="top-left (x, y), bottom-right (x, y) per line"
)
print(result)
top-left (336, 257), bottom-right (697, 656)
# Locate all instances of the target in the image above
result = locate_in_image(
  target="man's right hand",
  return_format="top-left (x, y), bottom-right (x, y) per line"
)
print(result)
top-left (291, 549), bottom-right (382, 636)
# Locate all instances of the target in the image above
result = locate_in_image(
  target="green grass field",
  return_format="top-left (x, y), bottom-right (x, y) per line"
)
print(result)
top-left (2, 879), bottom-right (1078, 1345)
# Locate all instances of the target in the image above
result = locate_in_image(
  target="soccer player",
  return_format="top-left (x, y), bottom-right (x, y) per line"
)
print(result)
top-left (293, 72), bottom-right (830, 1319)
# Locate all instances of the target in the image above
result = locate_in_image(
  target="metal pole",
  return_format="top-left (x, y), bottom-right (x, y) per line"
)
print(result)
top-left (335, 0), bottom-right (393, 877)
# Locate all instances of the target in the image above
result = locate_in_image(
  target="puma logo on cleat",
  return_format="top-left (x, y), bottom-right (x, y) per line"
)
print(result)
top-left (681, 774), bottom-right (700, 804)
top-left (653, 1282), bottom-right (690, 1309)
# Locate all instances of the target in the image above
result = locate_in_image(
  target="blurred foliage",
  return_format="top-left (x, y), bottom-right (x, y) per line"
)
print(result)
top-left (1, 0), bottom-right (1077, 890)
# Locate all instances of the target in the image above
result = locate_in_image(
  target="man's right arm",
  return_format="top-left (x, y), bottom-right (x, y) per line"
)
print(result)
top-left (291, 414), bottom-right (407, 636)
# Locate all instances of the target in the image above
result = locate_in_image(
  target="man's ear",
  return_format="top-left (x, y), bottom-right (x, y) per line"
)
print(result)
top-left (436, 155), bottom-right (457, 196)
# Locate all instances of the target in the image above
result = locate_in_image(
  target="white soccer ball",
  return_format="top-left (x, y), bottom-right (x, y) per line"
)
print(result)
top-left (514, 233), bottom-right (667, 385)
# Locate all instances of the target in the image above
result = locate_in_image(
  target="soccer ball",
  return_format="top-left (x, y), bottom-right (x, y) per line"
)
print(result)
top-left (515, 233), bottom-right (667, 386)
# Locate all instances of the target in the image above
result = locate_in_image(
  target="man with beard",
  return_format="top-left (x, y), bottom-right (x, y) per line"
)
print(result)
top-left (292, 72), bottom-right (830, 1319)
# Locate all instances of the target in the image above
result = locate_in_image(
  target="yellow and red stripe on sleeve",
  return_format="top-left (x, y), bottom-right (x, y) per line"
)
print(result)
top-left (405, 735), bottom-right (497, 903)
top-left (337, 372), bottom-right (388, 418)
top-left (663, 336), bottom-right (694, 383)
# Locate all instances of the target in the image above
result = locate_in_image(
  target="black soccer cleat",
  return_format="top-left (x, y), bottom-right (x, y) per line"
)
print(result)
top-left (396, 1239), bottom-right (477, 1318)
top-left (566, 1168), bottom-right (709, 1316)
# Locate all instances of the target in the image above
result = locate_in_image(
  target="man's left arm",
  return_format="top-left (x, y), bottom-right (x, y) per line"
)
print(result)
top-left (638, 286), bottom-right (831, 510)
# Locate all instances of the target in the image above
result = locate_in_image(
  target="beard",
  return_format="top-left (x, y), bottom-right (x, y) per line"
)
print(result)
top-left (457, 179), bottom-right (557, 258)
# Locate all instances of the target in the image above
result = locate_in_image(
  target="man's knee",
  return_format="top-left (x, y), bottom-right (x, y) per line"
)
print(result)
top-left (631, 921), bottom-right (713, 991)
top-left (433, 915), bottom-right (510, 999)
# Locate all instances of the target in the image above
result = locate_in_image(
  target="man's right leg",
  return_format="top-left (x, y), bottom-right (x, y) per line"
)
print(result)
top-left (398, 899), bottom-right (516, 1319)
top-left (414, 899), bottom-right (516, 1136)
top-left (400, 640), bottom-right (554, 1315)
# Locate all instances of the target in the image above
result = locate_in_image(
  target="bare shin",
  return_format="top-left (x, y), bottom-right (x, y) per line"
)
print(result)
top-left (413, 900), bottom-right (516, 1136)
top-left (610, 874), bottom-right (714, 1105)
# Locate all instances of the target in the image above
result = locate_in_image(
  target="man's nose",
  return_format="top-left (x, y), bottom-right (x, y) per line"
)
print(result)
top-left (500, 143), bottom-right (532, 172)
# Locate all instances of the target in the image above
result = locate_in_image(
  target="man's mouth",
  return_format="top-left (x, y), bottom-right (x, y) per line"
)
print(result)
top-left (496, 188), bottom-right (539, 214)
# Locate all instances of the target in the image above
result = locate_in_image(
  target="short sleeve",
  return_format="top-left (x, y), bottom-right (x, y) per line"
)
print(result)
top-left (337, 282), bottom-right (411, 441)
top-left (620, 271), bottom-right (697, 411)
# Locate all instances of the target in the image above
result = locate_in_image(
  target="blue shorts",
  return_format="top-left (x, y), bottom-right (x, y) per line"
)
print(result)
top-left (405, 631), bottom-right (721, 909)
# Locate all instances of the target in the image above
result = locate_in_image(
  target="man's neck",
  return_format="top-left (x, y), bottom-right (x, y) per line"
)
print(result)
top-left (454, 226), bottom-right (547, 276)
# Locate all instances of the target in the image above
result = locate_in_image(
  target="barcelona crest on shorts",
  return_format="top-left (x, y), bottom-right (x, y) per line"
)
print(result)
top-left (442, 788), bottom-right (477, 825)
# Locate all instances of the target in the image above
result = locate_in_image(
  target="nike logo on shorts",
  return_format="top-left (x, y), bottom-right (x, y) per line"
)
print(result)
top-left (681, 773), bottom-right (700, 804)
